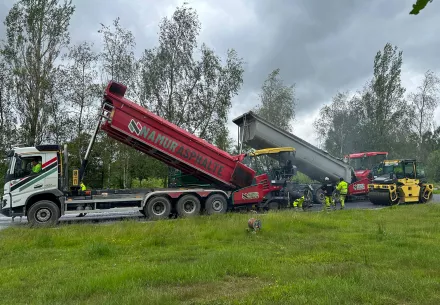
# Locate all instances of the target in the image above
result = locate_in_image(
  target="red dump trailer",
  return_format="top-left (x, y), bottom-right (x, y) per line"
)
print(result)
top-left (1, 81), bottom-right (310, 226)
top-left (100, 81), bottom-right (255, 191)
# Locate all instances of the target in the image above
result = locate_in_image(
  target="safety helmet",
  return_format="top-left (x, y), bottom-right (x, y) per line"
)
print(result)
top-left (325, 177), bottom-right (329, 181)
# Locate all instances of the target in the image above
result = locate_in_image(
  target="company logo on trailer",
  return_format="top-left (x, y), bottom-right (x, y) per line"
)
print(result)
top-left (126, 117), bottom-right (226, 178)
top-left (128, 119), bottom-right (142, 136)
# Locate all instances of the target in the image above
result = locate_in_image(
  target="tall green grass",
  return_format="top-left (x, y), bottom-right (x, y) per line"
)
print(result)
top-left (1, 204), bottom-right (440, 304)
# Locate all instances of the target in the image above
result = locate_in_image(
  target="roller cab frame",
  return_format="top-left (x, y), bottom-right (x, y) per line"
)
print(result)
top-left (367, 159), bottom-right (433, 205)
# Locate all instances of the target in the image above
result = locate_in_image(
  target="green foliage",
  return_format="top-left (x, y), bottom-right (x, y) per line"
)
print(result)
top-left (2, 206), bottom-right (440, 303)
top-left (2, 0), bottom-right (75, 145)
top-left (131, 177), bottom-right (164, 188)
top-left (290, 171), bottom-right (319, 184)
top-left (231, 142), bottom-right (253, 155)
top-left (361, 43), bottom-right (407, 154)
top-left (314, 91), bottom-right (363, 156)
top-left (410, 0), bottom-right (434, 15)
top-left (426, 150), bottom-right (440, 181)
top-left (135, 4), bottom-right (245, 144)
top-left (98, 17), bottom-right (136, 85)
top-left (213, 125), bottom-right (235, 154)
top-left (408, 70), bottom-right (440, 159)
top-left (254, 68), bottom-right (297, 132)
top-left (61, 41), bottom-right (101, 150)
top-left (314, 43), bottom-right (426, 161)
top-left (0, 53), bottom-right (18, 154)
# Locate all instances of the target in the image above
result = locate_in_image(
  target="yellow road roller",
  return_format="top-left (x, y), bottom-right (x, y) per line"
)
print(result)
top-left (367, 159), bottom-right (433, 205)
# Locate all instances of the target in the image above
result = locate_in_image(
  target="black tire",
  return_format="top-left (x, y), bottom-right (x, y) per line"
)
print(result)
top-left (314, 188), bottom-right (325, 204)
top-left (143, 196), bottom-right (171, 220)
top-left (419, 186), bottom-right (433, 203)
top-left (27, 200), bottom-right (60, 227)
top-left (176, 194), bottom-right (201, 217)
top-left (205, 194), bottom-right (227, 215)
top-left (268, 201), bottom-right (279, 210)
top-left (332, 190), bottom-right (339, 204)
top-left (303, 189), bottom-right (314, 209)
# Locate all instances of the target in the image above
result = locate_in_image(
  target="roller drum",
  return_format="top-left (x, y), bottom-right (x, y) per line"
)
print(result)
top-left (368, 190), bottom-right (396, 206)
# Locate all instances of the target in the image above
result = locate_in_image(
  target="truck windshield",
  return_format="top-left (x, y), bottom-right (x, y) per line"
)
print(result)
top-left (416, 162), bottom-right (426, 178)
top-left (245, 151), bottom-right (295, 180)
top-left (350, 154), bottom-right (387, 171)
top-left (4, 156), bottom-right (13, 181)
top-left (374, 161), bottom-right (404, 178)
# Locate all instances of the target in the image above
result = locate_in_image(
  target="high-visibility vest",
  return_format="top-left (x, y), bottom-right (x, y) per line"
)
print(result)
top-left (32, 163), bottom-right (41, 173)
top-left (80, 182), bottom-right (86, 191)
top-left (337, 181), bottom-right (348, 195)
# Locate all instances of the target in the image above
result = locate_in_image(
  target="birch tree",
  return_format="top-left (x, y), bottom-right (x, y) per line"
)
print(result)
top-left (2, 0), bottom-right (75, 145)
top-left (254, 68), bottom-right (296, 132)
top-left (359, 43), bottom-right (407, 155)
top-left (62, 41), bottom-right (100, 160)
top-left (136, 4), bottom-right (244, 143)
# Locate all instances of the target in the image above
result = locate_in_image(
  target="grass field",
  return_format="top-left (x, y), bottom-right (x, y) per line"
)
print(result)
top-left (1, 204), bottom-right (440, 304)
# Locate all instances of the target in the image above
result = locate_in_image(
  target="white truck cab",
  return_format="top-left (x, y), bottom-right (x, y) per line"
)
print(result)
top-left (1, 145), bottom-right (65, 224)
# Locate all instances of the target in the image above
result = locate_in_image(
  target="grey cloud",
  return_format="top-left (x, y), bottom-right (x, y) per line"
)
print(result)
top-left (235, 0), bottom-right (440, 117)
top-left (212, 0), bottom-right (436, 120)
top-left (67, 0), bottom-right (177, 55)
top-left (0, 1), bottom-right (11, 41)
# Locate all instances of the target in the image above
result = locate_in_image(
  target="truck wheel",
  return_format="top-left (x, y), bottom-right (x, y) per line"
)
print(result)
top-left (332, 190), bottom-right (340, 204)
top-left (419, 186), bottom-right (432, 203)
top-left (176, 194), bottom-right (201, 217)
top-left (27, 200), bottom-right (60, 227)
top-left (205, 194), bottom-right (227, 215)
top-left (303, 189), bottom-right (314, 209)
top-left (143, 197), bottom-right (171, 220)
top-left (314, 188), bottom-right (325, 204)
top-left (268, 201), bottom-right (279, 210)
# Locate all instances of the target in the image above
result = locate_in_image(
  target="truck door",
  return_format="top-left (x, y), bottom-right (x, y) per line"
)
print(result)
top-left (41, 153), bottom-right (58, 191)
top-left (9, 154), bottom-right (43, 208)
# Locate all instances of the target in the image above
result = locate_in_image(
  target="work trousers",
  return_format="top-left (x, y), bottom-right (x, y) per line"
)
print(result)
top-left (293, 197), bottom-right (304, 210)
top-left (339, 193), bottom-right (347, 209)
top-left (324, 195), bottom-right (334, 210)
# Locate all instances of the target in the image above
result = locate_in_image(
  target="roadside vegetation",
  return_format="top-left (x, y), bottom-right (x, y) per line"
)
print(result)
top-left (1, 204), bottom-right (440, 304)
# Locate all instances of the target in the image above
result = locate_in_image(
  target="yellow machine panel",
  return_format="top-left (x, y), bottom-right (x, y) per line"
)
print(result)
top-left (72, 169), bottom-right (79, 186)
top-left (368, 159), bottom-right (433, 205)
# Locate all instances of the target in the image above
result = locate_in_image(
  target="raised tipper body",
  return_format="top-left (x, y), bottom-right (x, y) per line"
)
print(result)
top-left (101, 81), bottom-right (255, 191)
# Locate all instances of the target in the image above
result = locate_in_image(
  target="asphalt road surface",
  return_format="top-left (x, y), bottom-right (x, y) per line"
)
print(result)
top-left (1, 195), bottom-right (439, 231)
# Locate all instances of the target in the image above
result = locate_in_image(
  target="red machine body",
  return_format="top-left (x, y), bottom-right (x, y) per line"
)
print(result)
top-left (100, 81), bottom-right (256, 192)
top-left (344, 151), bottom-right (388, 197)
top-left (232, 173), bottom-right (281, 205)
top-left (345, 151), bottom-right (388, 180)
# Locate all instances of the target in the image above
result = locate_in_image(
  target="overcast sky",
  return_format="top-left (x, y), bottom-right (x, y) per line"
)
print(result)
top-left (1, 0), bottom-right (439, 148)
